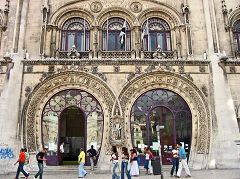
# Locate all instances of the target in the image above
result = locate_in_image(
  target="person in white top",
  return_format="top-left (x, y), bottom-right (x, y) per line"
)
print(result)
top-left (59, 142), bottom-right (64, 165)
top-left (170, 145), bottom-right (179, 177)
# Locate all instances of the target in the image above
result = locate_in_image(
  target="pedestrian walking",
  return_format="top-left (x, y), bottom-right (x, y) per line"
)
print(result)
top-left (170, 145), bottom-right (179, 177)
top-left (111, 146), bottom-right (120, 179)
top-left (87, 145), bottom-right (97, 171)
top-left (14, 148), bottom-right (30, 179)
top-left (59, 142), bottom-right (64, 165)
top-left (78, 148), bottom-right (87, 178)
top-left (34, 147), bottom-right (48, 179)
top-left (120, 147), bottom-right (131, 179)
top-left (21, 148), bottom-right (30, 177)
top-left (144, 147), bottom-right (153, 175)
top-left (176, 142), bottom-right (191, 178)
top-left (129, 148), bottom-right (139, 176)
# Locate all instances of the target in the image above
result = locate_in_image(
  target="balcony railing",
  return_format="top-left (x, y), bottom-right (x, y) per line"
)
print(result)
top-left (142, 51), bottom-right (176, 59)
top-left (99, 51), bottom-right (133, 59)
top-left (58, 51), bottom-right (89, 59)
top-left (56, 50), bottom-right (177, 60)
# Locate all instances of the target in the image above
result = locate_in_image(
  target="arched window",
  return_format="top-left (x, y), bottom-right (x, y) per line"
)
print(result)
top-left (142, 18), bottom-right (171, 51)
top-left (102, 17), bottom-right (131, 51)
top-left (61, 18), bottom-right (90, 51)
top-left (233, 20), bottom-right (240, 51)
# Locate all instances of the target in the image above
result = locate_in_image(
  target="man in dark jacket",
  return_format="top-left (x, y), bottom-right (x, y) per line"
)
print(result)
top-left (87, 145), bottom-right (97, 171)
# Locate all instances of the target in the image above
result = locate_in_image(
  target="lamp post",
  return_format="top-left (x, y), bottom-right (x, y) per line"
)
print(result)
top-left (156, 124), bottom-right (164, 179)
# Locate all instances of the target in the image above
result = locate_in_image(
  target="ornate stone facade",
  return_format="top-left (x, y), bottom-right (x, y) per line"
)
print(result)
top-left (0, 0), bottom-right (240, 173)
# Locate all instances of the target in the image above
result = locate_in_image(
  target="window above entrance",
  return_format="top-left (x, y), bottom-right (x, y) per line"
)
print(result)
top-left (61, 18), bottom-right (90, 52)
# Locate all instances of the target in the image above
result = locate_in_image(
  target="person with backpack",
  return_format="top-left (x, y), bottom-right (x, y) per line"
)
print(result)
top-left (87, 145), bottom-right (97, 171)
top-left (34, 147), bottom-right (48, 179)
top-left (14, 148), bottom-right (29, 179)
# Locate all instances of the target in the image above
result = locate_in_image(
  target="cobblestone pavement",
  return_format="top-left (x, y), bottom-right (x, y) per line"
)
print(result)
top-left (0, 169), bottom-right (240, 179)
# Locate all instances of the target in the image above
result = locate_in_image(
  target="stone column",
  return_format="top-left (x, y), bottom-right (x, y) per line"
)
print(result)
top-left (134, 26), bottom-right (141, 59)
top-left (44, 25), bottom-right (52, 57)
top-left (92, 26), bottom-right (99, 59)
top-left (50, 26), bottom-right (57, 57)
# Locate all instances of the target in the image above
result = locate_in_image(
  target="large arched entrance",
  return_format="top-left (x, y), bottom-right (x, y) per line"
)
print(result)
top-left (59, 106), bottom-right (85, 164)
top-left (131, 89), bottom-right (192, 165)
top-left (42, 89), bottom-right (104, 165)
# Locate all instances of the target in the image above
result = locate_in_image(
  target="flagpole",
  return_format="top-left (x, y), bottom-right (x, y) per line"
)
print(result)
top-left (147, 19), bottom-right (150, 51)
top-left (107, 16), bottom-right (109, 51)
top-left (84, 16), bottom-right (86, 51)
top-left (125, 18), bottom-right (127, 51)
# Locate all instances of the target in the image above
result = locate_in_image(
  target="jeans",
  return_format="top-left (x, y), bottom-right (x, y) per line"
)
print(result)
top-left (170, 158), bottom-right (179, 176)
top-left (112, 162), bottom-right (120, 179)
top-left (121, 161), bottom-right (131, 179)
top-left (35, 163), bottom-right (43, 179)
top-left (15, 162), bottom-right (29, 179)
top-left (78, 162), bottom-right (87, 177)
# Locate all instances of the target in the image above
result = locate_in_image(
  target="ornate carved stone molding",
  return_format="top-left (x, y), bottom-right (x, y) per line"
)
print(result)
top-left (118, 71), bottom-right (211, 157)
top-left (22, 71), bottom-right (116, 152)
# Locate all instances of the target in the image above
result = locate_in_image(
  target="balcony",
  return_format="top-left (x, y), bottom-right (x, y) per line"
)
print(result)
top-left (56, 45), bottom-right (176, 60)
top-left (99, 51), bottom-right (133, 59)
top-left (58, 51), bottom-right (89, 59)
top-left (142, 51), bottom-right (176, 59)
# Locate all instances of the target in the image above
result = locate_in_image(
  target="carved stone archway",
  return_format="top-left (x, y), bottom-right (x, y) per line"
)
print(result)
top-left (22, 71), bottom-right (116, 154)
top-left (119, 70), bottom-right (211, 169)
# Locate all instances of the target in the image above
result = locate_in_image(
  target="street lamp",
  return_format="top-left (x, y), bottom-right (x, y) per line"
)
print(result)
top-left (156, 124), bottom-right (164, 179)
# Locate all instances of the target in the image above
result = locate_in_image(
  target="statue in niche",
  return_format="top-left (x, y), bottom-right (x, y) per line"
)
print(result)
top-left (110, 113), bottom-right (124, 145)
top-left (67, 45), bottom-right (80, 59)
top-left (153, 45), bottom-right (166, 59)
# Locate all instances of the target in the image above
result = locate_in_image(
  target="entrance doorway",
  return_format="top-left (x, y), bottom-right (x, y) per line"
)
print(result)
top-left (131, 89), bottom-right (192, 165)
top-left (42, 89), bottom-right (104, 166)
top-left (59, 106), bottom-right (85, 165)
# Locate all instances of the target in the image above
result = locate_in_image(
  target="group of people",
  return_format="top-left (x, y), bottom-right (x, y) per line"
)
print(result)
top-left (14, 147), bottom-right (48, 179)
top-left (14, 142), bottom-right (191, 179)
top-left (110, 146), bottom-right (155, 179)
top-left (170, 142), bottom-right (191, 178)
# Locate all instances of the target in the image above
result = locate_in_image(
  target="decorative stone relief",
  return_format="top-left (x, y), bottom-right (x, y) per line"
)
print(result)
top-left (48, 65), bottom-right (54, 72)
top-left (178, 65), bottom-right (184, 73)
top-left (127, 72), bottom-right (135, 81)
top-left (199, 66), bottom-right (206, 73)
top-left (153, 46), bottom-right (167, 59)
top-left (109, 115), bottom-right (125, 146)
top-left (118, 71), bottom-right (211, 155)
top-left (201, 85), bottom-right (208, 97)
top-left (25, 86), bottom-right (32, 97)
top-left (230, 66), bottom-right (236, 73)
top-left (22, 71), bottom-right (116, 151)
top-left (26, 65), bottom-right (33, 73)
top-left (135, 66), bottom-right (141, 74)
top-left (144, 65), bottom-right (156, 73)
top-left (90, 1), bottom-right (103, 13)
top-left (91, 66), bottom-right (98, 74)
top-left (130, 2), bottom-right (142, 13)
top-left (67, 45), bottom-right (80, 59)
top-left (114, 65), bottom-right (120, 73)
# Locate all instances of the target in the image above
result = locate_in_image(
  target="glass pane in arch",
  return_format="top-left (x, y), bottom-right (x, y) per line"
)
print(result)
top-left (61, 18), bottom-right (90, 51)
top-left (142, 18), bottom-right (171, 51)
top-left (102, 17), bottom-right (131, 51)
top-left (42, 89), bottom-right (103, 158)
top-left (131, 89), bottom-right (192, 165)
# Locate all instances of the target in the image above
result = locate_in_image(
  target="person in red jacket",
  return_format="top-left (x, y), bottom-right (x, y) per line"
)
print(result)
top-left (14, 148), bottom-right (29, 179)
